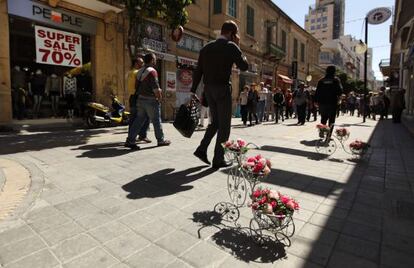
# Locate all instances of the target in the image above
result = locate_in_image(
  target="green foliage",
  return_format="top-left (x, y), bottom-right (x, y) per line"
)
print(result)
top-left (336, 70), bottom-right (365, 94)
top-left (124, 0), bottom-right (192, 60)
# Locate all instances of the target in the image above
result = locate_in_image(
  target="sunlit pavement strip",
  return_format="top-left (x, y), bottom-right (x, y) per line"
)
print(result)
top-left (0, 159), bottom-right (31, 221)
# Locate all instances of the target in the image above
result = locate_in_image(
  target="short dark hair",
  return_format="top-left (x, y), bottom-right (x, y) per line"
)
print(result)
top-left (144, 53), bottom-right (155, 64)
top-left (326, 66), bottom-right (336, 77)
top-left (221, 20), bottom-right (238, 35)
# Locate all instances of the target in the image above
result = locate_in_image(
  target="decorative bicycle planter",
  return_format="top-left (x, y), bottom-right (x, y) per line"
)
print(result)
top-left (315, 126), bottom-right (369, 158)
top-left (248, 188), bottom-right (299, 247)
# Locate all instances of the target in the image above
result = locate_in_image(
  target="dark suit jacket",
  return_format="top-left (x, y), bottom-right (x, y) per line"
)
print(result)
top-left (191, 38), bottom-right (248, 93)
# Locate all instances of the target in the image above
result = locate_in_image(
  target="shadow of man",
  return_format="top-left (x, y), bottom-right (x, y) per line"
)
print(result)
top-left (122, 165), bottom-right (215, 199)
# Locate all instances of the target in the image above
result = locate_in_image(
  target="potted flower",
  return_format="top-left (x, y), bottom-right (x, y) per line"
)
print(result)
top-left (222, 138), bottom-right (249, 163)
top-left (250, 187), bottom-right (299, 225)
top-left (335, 127), bottom-right (350, 141)
top-left (316, 124), bottom-right (330, 138)
top-left (349, 139), bottom-right (369, 155)
top-left (242, 154), bottom-right (271, 178)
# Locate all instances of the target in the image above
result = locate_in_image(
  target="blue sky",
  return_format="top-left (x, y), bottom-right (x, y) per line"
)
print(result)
top-left (272, 0), bottom-right (394, 80)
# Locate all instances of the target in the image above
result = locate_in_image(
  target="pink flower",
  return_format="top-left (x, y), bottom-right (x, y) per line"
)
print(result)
top-left (247, 157), bottom-right (256, 163)
top-left (252, 189), bottom-right (261, 198)
top-left (280, 195), bottom-right (290, 204)
top-left (268, 190), bottom-right (278, 199)
top-left (255, 154), bottom-right (262, 160)
top-left (286, 200), bottom-right (296, 210)
top-left (237, 138), bottom-right (247, 147)
top-left (266, 159), bottom-right (272, 168)
top-left (270, 200), bottom-right (277, 209)
top-left (264, 203), bottom-right (273, 214)
top-left (263, 166), bottom-right (271, 175)
top-left (258, 196), bottom-right (267, 205)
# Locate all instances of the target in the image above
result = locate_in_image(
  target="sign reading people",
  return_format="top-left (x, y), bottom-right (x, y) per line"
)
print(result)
top-left (35, 25), bottom-right (83, 67)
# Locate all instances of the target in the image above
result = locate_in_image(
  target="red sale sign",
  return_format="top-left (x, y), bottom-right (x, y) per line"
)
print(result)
top-left (35, 25), bottom-right (82, 67)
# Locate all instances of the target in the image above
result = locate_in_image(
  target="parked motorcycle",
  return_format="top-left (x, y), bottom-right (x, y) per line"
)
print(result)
top-left (84, 95), bottom-right (130, 128)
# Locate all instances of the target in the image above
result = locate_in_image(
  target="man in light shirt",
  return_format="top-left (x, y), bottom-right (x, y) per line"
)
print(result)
top-left (257, 82), bottom-right (268, 123)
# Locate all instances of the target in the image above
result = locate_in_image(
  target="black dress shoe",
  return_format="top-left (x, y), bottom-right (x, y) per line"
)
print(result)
top-left (194, 150), bottom-right (210, 165)
top-left (212, 160), bottom-right (232, 169)
top-left (124, 142), bottom-right (140, 150)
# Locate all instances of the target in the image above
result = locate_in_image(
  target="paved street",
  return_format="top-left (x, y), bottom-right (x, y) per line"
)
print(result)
top-left (0, 115), bottom-right (414, 268)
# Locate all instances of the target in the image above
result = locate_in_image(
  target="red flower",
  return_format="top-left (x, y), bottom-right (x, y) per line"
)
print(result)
top-left (252, 190), bottom-right (261, 198)
top-left (255, 154), bottom-right (262, 160)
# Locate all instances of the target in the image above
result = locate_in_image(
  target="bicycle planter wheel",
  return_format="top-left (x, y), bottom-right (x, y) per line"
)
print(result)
top-left (267, 214), bottom-right (295, 238)
top-left (315, 138), bottom-right (337, 155)
top-left (213, 202), bottom-right (240, 223)
top-left (227, 167), bottom-right (248, 207)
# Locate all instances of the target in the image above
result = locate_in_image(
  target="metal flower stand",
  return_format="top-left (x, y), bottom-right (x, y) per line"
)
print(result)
top-left (249, 210), bottom-right (295, 247)
top-left (224, 147), bottom-right (296, 247)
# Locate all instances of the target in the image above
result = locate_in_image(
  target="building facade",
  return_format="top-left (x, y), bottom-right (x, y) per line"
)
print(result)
top-left (0, 0), bottom-right (322, 126)
top-left (305, 0), bottom-right (345, 41)
top-left (387, 0), bottom-right (414, 115)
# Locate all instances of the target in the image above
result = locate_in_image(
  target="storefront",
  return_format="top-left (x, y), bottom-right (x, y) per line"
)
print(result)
top-left (0, 0), bottom-right (123, 125)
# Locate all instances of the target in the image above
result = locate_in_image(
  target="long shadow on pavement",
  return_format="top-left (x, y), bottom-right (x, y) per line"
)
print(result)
top-left (122, 166), bottom-right (215, 199)
top-left (260, 145), bottom-right (328, 161)
top-left (73, 142), bottom-right (159, 158)
top-left (0, 129), bottom-right (107, 155)
top-left (192, 208), bottom-right (287, 264)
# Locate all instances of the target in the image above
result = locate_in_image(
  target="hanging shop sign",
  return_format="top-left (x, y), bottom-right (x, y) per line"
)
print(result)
top-left (177, 69), bottom-right (193, 92)
top-left (166, 71), bottom-right (176, 91)
top-left (177, 34), bottom-right (204, 53)
top-left (177, 56), bottom-right (198, 68)
top-left (367, 7), bottom-right (392, 25)
top-left (7, 0), bottom-right (97, 34)
top-left (142, 38), bottom-right (167, 53)
top-left (35, 25), bottom-right (83, 67)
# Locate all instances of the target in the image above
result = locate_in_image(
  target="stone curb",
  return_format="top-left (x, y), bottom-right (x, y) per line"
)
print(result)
top-left (0, 157), bottom-right (44, 231)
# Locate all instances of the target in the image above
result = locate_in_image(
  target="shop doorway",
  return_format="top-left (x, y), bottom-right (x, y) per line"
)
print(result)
top-left (9, 16), bottom-right (92, 119)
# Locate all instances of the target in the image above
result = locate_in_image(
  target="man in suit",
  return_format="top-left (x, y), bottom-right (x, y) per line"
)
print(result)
top-left (314, 65), bottom-right (343, 136)
top-left (191, 20), bottom-right (249, 169)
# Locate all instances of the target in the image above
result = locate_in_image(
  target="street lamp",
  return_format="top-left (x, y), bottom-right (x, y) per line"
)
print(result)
top-left (361, 7), bottom-right (392, 123)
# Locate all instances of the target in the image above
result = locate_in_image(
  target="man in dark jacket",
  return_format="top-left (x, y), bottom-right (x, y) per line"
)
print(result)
top-left (314, 66), bottom-right (343, 135)
top-left (273, 87), bottom-right (285, 124)
top-left (191, 20), bottom-right (248, 169)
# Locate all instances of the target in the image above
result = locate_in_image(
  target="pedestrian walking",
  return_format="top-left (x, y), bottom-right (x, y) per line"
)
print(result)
top-left (239, 85), bottom-right (249, 126)
top-left (257, 82), bottom-right (268, 123)
top-left (285, 89), bottom-right (293, 119)
top-left (391, 89), bottom-right (406, 123)
top-left (347, 92), bottom-right (356, 116)
top-left (125, 53), bottom-right (171, 149)
top-left (293, 83), bottom-right (308, 125)
top-left (247, 84), bottom-right (259, 126)
top-left (126, 57), bottom-right (151, 144)
top-left (272, 87), bottom-right (285, 124)
top-left (191, 20), bottom-right (248, 168)
top-left (306, 89), bottom-right (317, 122)
top-left (314, 66), bottom-right (343, 136)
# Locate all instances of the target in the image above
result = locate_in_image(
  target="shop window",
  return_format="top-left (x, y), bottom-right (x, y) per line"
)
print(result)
top-left (293, 38), bottom-right (298, 59)
top-left (281, 30), bottom-right (287, 52)
top-left (301, 43), bottom-right (305, 62)
top-left (246, 5), bottom-right (255, 36)
top-left (228, 0), bottom-right (237, 17)
top-left (213, 0), bottom-right (222, 14)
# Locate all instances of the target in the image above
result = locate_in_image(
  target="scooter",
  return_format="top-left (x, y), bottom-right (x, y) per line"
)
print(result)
top-left (84, 95), bottom-right (130, 128)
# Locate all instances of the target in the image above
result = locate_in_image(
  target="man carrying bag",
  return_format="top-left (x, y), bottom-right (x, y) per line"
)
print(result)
top-left (190, 21), bottom-right (248, 169)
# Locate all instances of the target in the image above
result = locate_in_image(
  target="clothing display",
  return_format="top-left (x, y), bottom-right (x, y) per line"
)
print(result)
top-left (30, 72), bottom-right (47, 96)
top-left (46, 74), bottom-right (62, 96)
top-left (63, 75), bottom-right (77, 96)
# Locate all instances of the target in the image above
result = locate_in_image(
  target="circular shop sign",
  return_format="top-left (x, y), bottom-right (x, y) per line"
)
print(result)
top-left (367, 7), bottom-right (392, 25)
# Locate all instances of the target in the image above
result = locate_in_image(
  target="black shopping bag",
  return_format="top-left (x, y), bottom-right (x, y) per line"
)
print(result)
top-left (173, 99), bottom-right (199, 138)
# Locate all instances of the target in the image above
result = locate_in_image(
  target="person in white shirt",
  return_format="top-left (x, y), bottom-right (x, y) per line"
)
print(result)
top-left (257, 82), bottom-right (268, 123)
top-left (239, 85), bottom-right (249, 125)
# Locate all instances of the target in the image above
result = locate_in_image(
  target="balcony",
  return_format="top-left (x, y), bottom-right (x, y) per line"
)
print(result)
top-left (266, 43), bottom-right (286, 62)
top-left (379, 59), bottom-right (391, 77)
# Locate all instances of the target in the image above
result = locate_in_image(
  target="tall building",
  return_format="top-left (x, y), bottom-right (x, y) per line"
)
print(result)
top-left (305, 0), bottom-right (345, 41)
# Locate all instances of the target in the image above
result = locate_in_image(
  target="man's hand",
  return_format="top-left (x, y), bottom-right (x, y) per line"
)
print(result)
top-left (155, 89), bottom-right (162, 101)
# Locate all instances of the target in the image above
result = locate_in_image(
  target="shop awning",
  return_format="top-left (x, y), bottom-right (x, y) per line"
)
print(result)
top-left (278, 74), bottom-right (293, 84)
top-left (153, 51), bottom-right (176, 62)
top-left (177, 56), bottom-right (198, 67)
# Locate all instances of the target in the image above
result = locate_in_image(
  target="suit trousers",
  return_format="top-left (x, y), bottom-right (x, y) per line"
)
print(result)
top-left (196, 85), bottom-right (232, 164)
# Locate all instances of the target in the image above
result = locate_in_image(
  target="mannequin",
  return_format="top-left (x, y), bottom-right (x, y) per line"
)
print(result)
top-left (46, 73), bottom-right (62, 117)
top-left (11, 65), bottom-right (27, 119)
top-left (63, 73), bottom-right (77, 120)
top-left (30, 69), bottom-right (47, 118)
